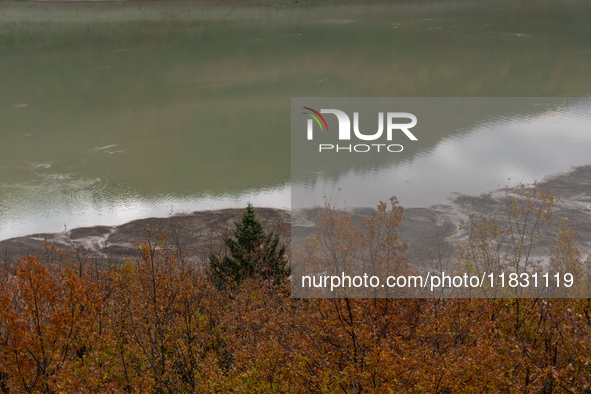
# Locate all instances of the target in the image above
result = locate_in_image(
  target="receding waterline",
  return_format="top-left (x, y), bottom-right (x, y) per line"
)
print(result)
top-left (0, 184), bottom-right (291, 241)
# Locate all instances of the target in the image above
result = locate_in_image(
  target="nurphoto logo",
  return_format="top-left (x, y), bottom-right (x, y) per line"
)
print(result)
top-left (303, 107), bottom-right (418, 153)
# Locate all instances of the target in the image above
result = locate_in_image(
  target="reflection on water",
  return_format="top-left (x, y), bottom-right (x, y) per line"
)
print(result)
top-left (0, 175), bottom-right (289, 240)
top-left (293, 99), bottom-right (591, 209)
top-left (1, 1), bottom-right (591, 239)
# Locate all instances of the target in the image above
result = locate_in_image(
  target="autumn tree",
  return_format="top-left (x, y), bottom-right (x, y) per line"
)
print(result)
top-left (0, 244), bottom-right (104, 393)
top-left (296, 197), bottom-right (410, 297)
top-left (455, 181), bottom-right (591, 298)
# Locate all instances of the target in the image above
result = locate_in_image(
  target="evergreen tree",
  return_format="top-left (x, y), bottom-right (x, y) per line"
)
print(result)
top-left (209, 204), bottom-right (290, 289)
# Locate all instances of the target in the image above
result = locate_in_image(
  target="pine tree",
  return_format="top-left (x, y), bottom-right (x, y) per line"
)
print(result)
top-left (209, 204), bottom-right (290, 289)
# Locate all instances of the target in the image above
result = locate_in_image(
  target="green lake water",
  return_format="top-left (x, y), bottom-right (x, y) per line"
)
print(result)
top-left (1, 0), bottom-right (591, 239)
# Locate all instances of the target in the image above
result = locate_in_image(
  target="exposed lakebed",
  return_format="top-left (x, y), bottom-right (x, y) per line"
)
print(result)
top-left (2, 165), bottom-right (590, 265)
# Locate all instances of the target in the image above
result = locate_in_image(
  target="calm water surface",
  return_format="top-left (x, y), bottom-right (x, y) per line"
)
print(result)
top-left (1, 0), bottom-right (591, 239)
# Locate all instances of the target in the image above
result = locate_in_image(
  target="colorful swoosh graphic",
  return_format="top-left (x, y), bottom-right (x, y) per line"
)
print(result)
top-left (302, 107), bottom-right (329, 131)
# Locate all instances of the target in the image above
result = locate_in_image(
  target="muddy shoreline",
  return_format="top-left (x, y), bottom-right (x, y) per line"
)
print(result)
top-left (1, 165), bottom-right (591, 265)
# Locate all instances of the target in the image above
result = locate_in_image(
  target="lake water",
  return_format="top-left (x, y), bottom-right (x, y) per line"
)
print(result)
top-left (1, 0), bottom-right (591, 240)
top-left (291, 97), bottom-right (591, 209)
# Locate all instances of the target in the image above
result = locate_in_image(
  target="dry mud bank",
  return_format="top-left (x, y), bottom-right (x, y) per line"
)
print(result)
top-left (0, 208), bottom-right (291, 264)
top-left (2, 165), bottom-right (591, 265)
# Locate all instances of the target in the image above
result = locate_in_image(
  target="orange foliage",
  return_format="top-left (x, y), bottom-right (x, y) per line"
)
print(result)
top-left (0, 200), bottom-right (590, 393)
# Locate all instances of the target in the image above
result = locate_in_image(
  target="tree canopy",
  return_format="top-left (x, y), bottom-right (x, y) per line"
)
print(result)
top-left (209, 203), bottom-right (290, 289)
